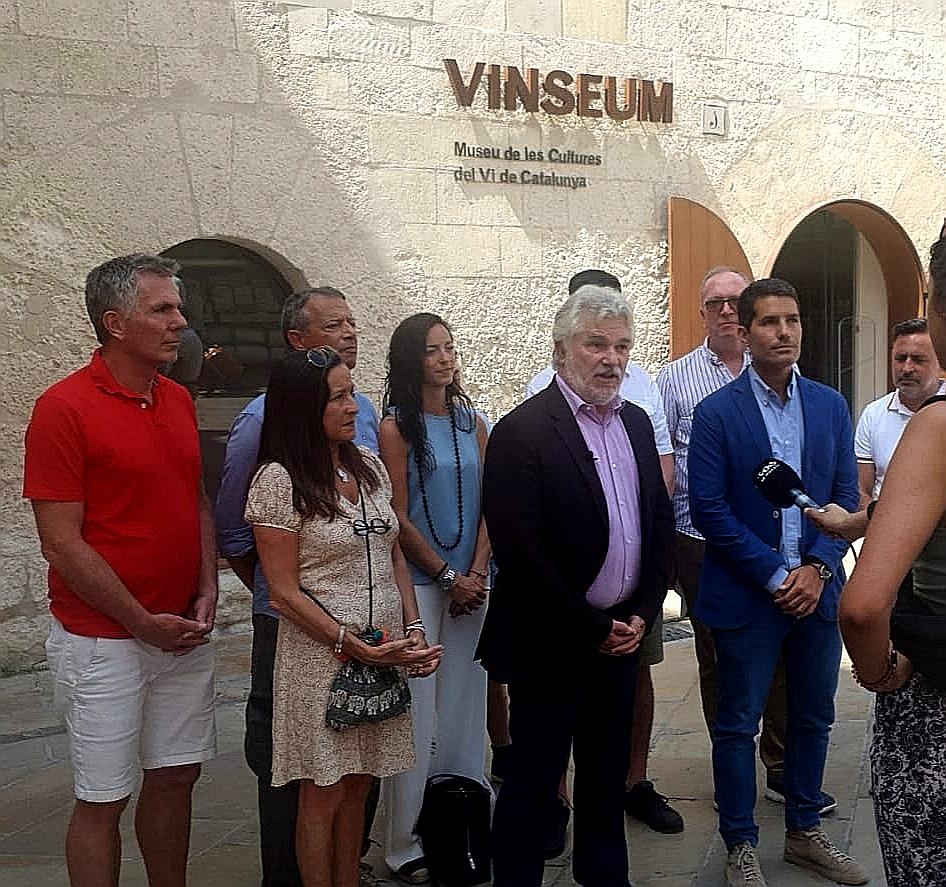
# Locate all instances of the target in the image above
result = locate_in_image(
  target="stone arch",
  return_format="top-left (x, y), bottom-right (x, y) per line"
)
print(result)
top-left (764, 199), bottom-right (925, 325)
top-left (766, 199), bottom-right (925, 414)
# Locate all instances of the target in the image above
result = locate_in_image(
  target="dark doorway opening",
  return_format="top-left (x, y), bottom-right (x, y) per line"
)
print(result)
top-left (771, 210), bottom-right (858, 410)
top-left (161, 239), bottom-right (294, 501)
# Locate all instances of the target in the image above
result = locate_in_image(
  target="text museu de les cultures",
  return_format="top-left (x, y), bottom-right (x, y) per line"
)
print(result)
top-left (443, 59), bottom-right (673, 124)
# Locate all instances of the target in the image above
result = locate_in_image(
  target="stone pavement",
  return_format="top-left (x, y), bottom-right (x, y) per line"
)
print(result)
top-left (0, 619), bottom-right (886, 886)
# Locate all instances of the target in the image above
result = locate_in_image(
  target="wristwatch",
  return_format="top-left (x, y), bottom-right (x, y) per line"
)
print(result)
top-left (803, 557), bottom-right (833, 583)
top-left (438, 567), bottom-right (458, 592)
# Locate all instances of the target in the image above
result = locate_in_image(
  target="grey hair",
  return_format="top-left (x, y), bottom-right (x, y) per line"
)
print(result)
top-left (698, 265), bottom-right (750, 304)
top-left (85, 253), bottom-right (179, 344)
top-left (280, 286), bottom-right (347, 348)
top-left (551, 285), bottom-right (633, 369)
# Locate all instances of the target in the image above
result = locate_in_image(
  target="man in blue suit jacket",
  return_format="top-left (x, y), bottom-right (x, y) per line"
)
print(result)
top-left (689, 279), bottom-right (867, 887)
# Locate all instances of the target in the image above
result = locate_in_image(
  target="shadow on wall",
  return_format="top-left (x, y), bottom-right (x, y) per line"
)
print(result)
top-left (0, 5), bottom-right (426, 672)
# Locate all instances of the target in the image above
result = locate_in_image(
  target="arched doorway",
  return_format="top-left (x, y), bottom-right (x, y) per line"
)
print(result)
top-left (161, 238), bottom-right (296, 500)
top-left (767, 201), bottom-right (924, 417)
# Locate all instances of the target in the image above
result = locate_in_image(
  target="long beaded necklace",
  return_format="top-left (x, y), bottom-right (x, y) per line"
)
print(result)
top-left (414, 402), bottom-right (464, 551)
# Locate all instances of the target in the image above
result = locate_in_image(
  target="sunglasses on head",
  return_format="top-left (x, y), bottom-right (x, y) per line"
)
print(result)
top-left (306, 347), bottom-right (339, 369)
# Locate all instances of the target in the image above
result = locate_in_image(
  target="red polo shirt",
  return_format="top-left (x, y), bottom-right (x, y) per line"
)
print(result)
top-left (23, 350), bottom-right (203, 638)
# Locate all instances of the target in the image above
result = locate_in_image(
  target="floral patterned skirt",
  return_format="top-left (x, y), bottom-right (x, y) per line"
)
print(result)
top-left (870, 671), bottom-right (946, 886)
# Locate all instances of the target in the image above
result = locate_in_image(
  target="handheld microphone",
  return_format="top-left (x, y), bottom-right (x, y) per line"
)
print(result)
top-left (753, 458), bottom-right (820, 510)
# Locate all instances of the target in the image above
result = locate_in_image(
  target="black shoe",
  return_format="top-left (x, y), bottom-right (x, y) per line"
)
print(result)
top-left (624, 780), bottom-right (684, 834)
top-left (393, 858), bottom-right (430, 884)
top-left (764, 774), bottom-right (837, 816)
top-left (545, 798), bottom-right (570, 859)
top-left (490, 744), bottom-right (513, 783)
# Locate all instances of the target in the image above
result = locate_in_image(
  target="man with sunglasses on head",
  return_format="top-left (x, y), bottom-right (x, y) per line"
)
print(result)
top-left (215, 288), bottom-right (379, 887)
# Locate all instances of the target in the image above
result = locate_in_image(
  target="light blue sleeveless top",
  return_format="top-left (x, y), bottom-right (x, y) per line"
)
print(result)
top-left (404, 405), bottom-right (482, 585)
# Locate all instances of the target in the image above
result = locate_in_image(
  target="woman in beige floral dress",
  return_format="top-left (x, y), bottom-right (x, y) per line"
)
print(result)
top-left (246, 348), bottom-right (442, 887)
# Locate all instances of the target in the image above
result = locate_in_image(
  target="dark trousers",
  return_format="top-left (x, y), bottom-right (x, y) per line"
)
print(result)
top-left (245, 615), bottom-right (381, 887)
top-left (675, 532), bottom-right (787, 776)
top-left (491, 650), bottom-right (639, 887)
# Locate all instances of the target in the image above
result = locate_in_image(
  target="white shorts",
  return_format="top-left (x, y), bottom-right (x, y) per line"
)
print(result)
top-left (45, 617), bottom-right (217, 803)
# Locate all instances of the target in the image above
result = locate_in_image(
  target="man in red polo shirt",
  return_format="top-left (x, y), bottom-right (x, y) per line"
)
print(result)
top-left (23, 253), bottom-right (217, 887)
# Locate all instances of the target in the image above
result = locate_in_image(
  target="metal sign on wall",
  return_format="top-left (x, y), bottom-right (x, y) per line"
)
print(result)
top-left (443, 59), bottom-right (673, 123)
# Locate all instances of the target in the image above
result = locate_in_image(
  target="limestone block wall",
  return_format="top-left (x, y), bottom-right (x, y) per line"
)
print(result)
top-left (1, 0), bottom-right (946, 669)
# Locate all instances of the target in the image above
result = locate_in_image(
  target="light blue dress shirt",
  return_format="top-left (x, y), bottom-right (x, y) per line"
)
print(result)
top-left (747, 367), bottom-right (805, 593)
top-left (214, 390), bottom-right (380, 617)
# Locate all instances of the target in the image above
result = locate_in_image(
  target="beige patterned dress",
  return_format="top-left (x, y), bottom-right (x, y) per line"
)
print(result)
top-left (245, 452), bottom-right (415, 787)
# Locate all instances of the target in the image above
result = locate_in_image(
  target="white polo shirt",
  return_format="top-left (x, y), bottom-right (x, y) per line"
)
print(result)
top-left (524, 363), bottom-right (673, 456)
top-left (854, 380), bottom-right (946, 499)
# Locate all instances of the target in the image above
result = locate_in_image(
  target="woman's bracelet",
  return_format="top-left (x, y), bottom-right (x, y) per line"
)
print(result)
top-left (404, 619), bottom-right (426, 635)
top-left (851, 643), bottom-right (898, 691)
top-left (333, 624), bottom-right (346, 657)
top-left (470, 568), bottom-right (488, 579)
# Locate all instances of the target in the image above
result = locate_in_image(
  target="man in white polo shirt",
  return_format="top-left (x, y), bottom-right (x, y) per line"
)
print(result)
top-left (855, 317), bottom-right (946, 505)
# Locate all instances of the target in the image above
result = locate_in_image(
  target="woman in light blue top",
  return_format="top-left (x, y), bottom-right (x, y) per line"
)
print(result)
top-left (379, 313), bottom-right (492, 884)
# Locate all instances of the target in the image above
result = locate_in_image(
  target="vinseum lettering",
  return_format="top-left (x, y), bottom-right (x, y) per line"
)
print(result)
top-left (443, 59), bottom-right (673, 124)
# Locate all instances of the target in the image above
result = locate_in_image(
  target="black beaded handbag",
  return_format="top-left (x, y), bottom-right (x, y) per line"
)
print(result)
top-left (300, 486), bottom-right (410, 731)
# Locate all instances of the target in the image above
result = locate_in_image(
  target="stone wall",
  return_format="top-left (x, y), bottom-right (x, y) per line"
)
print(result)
top-left (1, 0), bottom-right (946, 670)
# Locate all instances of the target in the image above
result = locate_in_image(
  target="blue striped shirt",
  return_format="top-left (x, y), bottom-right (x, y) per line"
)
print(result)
top-left (656, 341), bottom-right (750, 538)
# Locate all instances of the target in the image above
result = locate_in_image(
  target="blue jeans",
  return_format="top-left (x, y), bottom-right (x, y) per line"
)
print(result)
top-left (712, 605), bottom-right (841, 848)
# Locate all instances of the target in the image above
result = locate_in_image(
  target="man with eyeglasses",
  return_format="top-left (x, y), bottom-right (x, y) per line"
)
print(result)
top-left (657, 267), bottom-right (818, 815)
top-left (215, 288), bottom-right (379, 887)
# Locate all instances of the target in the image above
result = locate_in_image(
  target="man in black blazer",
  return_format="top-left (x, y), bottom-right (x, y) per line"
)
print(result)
top-left (478, 284), bottom-right (674, 887)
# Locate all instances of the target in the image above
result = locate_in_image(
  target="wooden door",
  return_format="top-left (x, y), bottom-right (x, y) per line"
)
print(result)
top-left (668, 197), bottom-right (753, 358)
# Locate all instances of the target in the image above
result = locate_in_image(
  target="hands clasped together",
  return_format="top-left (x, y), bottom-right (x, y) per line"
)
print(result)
top-left (599, 615), bottom-right (647, 656)
top-left (447, 571), bottom-right (489, 618)
top-left (359, 630), bottom-right (443, 679)
top-left (774, 564), bottom-right (823, 619)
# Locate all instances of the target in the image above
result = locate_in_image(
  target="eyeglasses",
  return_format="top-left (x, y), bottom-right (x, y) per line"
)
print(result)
top-left (306, 347), bottom-right (339, 368)
top-left (352, 517), bottom-right (392, 537)
top-left (703, 297), bottom-right (739, 312)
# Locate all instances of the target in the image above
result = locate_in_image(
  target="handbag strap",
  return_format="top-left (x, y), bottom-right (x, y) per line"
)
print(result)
top-left (299, 481), bottom-right (376, 628)
top-left (359, 482), bottom-right (374, 628)
top-left (299, 585), bottom-right (337, 620)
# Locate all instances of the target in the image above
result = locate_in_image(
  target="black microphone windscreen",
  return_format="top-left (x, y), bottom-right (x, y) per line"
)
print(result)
top-left (753, 458), bottom-right (805, 509)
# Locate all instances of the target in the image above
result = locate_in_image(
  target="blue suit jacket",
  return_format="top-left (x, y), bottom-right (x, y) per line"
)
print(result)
top-left (688, 371), bottom-right (859, 630)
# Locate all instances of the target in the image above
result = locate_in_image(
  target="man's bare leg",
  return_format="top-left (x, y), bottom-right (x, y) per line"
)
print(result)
top-left (624, 666), bottom-right (684, 833)
top-left (66, 797), bottom-right (129, 887)
top-left (627, 665), bottom-right (653, 786)
top-left (136, 764), bottom-right (200, 887)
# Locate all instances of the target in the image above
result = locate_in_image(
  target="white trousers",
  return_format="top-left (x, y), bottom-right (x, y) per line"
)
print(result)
top-left (384, 582), bottom-right (490, 872)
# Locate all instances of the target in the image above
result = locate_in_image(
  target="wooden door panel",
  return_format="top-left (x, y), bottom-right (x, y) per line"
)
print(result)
top-left (668, 197), bottom-right (753, 358)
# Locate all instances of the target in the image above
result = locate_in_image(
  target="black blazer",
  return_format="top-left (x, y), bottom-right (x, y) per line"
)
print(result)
top-left (476, 381), bottom-right (675, 682)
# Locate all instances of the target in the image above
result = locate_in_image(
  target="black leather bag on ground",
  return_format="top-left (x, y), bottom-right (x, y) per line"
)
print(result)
top-left (417, 775), bottom-right (491, 887)
top-left (890, 572), bottom-right (946, 690)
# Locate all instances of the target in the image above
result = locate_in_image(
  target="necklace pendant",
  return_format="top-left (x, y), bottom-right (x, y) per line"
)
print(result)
top-left (336, 466), bottom-right (350, 483)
